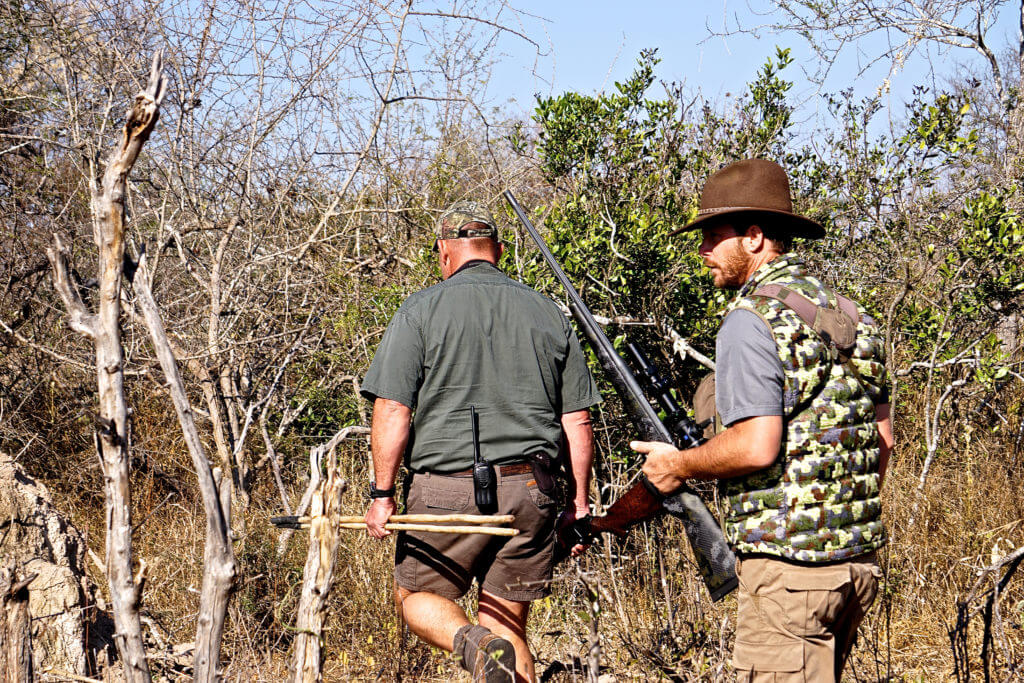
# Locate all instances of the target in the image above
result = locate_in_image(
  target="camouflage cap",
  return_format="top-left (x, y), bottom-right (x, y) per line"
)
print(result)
top-left (435, 200), bottom-right (499, 244)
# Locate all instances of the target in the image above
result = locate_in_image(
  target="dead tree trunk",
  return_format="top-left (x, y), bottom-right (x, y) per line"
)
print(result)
top-left (275, 426), bottom-right (368, 558)
top-left (46, 53), bottom-right (168, 683)
top-left (133, 252), bottom-right (236, 682)
top-left (290, 443), bottom-right (347, 683)
top-left (0, 565), bottom-right (35, 683)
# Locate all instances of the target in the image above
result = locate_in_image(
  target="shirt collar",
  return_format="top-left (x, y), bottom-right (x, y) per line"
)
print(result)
top-left (450, 259), bottom-right (497, 278)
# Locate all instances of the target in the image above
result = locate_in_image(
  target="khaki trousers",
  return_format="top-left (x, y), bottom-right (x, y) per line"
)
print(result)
top-left (732, 552), bottom-right (881, 682)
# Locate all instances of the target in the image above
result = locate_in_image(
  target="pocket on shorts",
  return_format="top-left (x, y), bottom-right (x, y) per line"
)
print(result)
top-left (526, 479), bottom-right (556, 509)
top-left (781, 566), bottom-right (851, 636)
top-left (422, 485), bottom-right (470, 511)
top-left (733, 640), bottom-right (803, 673)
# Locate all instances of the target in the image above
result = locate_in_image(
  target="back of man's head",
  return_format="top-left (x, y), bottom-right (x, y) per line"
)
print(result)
top-left (444, 235), bottom-right (500, 258)
top-left (434, 200), bottom-right (503, 277)
top-left (435, 200), bottom-right (499, 244)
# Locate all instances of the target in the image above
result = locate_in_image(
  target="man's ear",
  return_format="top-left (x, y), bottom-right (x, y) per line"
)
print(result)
top-left (743, 224), bottom-right (766, 253)
top-left (437, 240), bottom-right (450, 267)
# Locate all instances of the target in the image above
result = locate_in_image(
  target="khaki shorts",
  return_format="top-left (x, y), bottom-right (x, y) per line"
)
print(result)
top-left (394, 468), bottom-right (557, 602)
top-left (733, 552), bottom-right (881, 682)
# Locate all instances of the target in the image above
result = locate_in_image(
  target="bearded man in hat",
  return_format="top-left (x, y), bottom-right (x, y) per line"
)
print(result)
top-left (360, 200), bottom-right (601, 682)
top-left (631, 159), bottom-right (893, 681)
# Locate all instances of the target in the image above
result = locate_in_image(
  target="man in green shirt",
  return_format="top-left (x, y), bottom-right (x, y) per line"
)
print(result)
top-left (361, 200), bottom-right (601, 682)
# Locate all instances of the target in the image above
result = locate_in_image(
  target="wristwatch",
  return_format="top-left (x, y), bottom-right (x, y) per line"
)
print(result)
top-left (368, 483), bottom-right (396, 499)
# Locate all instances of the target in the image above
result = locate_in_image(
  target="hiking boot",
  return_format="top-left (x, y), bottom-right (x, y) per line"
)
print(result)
top-left (471, 631), bottom-right (515, 683)
top-left (454, 624), bottom-right (516, 683)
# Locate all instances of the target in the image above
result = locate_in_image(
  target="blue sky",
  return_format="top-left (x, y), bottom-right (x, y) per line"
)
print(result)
top-left (485, 1), bottom-right (1019, 127)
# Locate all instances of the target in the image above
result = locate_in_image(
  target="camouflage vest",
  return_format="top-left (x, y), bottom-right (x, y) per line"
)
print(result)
top-left (719, 254), bottom-right (889, 562)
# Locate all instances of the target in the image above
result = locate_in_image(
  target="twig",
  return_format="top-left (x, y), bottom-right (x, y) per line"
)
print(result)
top-left (40, 671), bottom-right (104, 683)
top-left (259, 414), bottom-right (292, 514)
top-left (0, 317), bottom-right (93, 369)
top-left (665, 325), bottom-right (715, 370)
top-left (554, 303), bottom-right (654, 327)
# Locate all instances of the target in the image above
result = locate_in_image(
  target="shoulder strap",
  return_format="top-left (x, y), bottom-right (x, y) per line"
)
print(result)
top-left (753, 283), bottom-right (819, 328)
top-left (752, 284), bottom-right (861, 326)
top-left (752, 283), bottom-right (860, 363)
top-left (834, 293), bottom-right (860, 325)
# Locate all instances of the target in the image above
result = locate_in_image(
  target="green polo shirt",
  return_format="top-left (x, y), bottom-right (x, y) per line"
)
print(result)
top-left (361, 261), bottom-right (601, 473)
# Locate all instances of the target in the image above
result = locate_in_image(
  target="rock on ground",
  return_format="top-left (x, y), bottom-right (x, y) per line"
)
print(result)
top-left (0, 452), bottom-right (97, 674)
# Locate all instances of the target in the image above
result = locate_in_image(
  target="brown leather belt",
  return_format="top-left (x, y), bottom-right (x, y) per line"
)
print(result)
top-left (444, 462), bottom-right (534, 477)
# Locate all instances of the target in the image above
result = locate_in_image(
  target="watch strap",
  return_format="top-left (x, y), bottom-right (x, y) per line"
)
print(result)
top-left (368, 483), bottom-right (396, 499)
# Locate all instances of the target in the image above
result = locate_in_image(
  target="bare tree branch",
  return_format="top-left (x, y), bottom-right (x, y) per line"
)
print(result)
top-left (132, 249), bottom-right (235, 682)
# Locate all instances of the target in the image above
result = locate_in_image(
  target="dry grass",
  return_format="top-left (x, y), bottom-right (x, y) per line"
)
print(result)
top-left (26, 381), bottom-right (1024, 681)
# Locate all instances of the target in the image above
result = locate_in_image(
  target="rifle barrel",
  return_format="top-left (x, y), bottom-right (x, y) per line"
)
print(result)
top-left (503, 191), bottom-right (675, 447)
top-left (504, 190), bottom-right (738, 602)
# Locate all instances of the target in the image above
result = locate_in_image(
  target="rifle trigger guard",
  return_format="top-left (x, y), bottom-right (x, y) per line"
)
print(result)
top-left (567, 514), bottom-right (594, 546)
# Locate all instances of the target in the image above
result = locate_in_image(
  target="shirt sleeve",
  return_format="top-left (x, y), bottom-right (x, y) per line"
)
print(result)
top-left (559, 323), bottom-right (603, 414)
top-left (360, 310), bottom-right (424, 409)
top-left (715, 308), bottom-right (784, 426)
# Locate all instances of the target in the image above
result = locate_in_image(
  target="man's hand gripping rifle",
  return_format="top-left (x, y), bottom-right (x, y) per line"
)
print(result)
top-left (503, 191), bottom-right (737, 602)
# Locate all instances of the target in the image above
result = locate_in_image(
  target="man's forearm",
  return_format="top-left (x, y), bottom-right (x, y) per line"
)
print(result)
top-left (636, 414), bottom-right (783, 493)
top-left (675, 417), bottom-right (781, 480)
top-left (371, 398), bottom-right (412, 488)
top-left (365, 398), bottom-right (410, 538)
top-left (876, 403), bottom-right (893, 484)
top-left (561, 409), bottom-right (594, 513)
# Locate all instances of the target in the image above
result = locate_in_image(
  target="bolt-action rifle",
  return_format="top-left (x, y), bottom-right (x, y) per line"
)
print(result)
top-left (503, 190), bottom-right (737, 602)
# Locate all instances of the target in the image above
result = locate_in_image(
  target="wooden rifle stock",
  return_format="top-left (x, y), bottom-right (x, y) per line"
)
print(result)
top-left (554, 480), bottom-right (663, 563)
top-left (587, 479), bottom-right (664, 538)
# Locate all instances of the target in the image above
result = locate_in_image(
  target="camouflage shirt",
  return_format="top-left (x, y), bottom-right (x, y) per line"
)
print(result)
top-left (719, 254), bottom-right (889, 562)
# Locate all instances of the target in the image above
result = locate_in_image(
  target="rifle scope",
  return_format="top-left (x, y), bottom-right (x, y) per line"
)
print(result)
top-left (625, 342), bottom-right (703, 448)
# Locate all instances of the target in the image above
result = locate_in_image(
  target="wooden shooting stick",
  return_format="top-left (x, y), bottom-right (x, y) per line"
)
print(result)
top-left (337, 523), bottom-right (517, 536)
top-left (271, 513), bottom-right (519, 536)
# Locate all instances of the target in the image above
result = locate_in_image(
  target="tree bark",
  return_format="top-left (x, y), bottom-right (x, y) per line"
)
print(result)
top-left (46, 52), bottom-right (168, 683)
top-left (0, 565), bottom-right (35, 683)
top-left (289, 443), bottom-right (347, 683)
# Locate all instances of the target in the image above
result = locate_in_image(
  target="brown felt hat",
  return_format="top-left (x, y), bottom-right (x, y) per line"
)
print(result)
top-left (670, 158), bottom-right (824, 239)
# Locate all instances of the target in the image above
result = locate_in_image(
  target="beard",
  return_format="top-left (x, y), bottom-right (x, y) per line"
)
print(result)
top-left (706, 240), bottom-right (749, 289)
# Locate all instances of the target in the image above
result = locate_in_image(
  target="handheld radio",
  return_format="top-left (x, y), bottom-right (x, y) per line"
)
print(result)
top-left (470, 406), bottom-right (497, 513)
